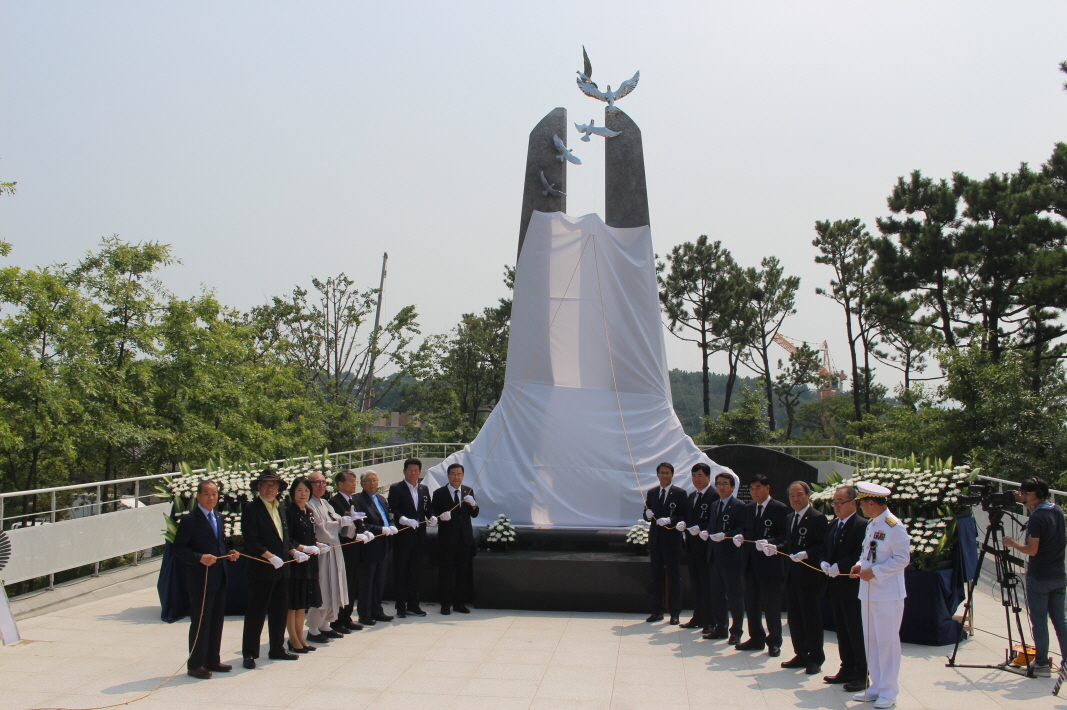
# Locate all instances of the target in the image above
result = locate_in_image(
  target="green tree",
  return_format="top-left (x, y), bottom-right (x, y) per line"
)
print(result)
top-left (742, 257), bottom-right (799, 431)
top-left (697, 388), bottom-right (777, 446)
top-left (773, 343), bottom-right (823, 439)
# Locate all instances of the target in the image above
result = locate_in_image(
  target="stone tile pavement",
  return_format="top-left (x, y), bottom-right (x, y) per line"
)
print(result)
top-left (1, 585), bottom-right (1065, 710)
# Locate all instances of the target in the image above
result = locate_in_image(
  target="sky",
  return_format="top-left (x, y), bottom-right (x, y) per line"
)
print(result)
top-left (2, 2), bottom-right (1066, 405)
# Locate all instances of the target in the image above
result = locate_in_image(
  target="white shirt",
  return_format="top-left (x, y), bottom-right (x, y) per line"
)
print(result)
top-left (792, 504), bottom-right (811, 527)
top-left (406, 480), bottom-right (420, 508)
top-left (448, 484), bottom-right (463, 500)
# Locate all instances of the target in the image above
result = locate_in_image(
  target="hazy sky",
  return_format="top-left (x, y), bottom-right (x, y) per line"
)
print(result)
top-left (3, 2), bottom-right (1065, 412)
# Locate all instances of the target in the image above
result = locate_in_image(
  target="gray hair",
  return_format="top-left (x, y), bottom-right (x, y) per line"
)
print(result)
top-left (359, 470), bottom-right (379, 483)
top-left (837, 484), bottom-right (858, 501)
top-left (196, 479), bottom-right (217, 495)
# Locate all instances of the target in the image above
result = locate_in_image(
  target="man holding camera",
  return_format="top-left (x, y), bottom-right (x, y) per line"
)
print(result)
top-left (1003, 476), bottom-right (1067, 678)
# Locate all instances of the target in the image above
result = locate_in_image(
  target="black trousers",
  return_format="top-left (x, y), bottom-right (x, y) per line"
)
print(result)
top-left (785, 578), bottom-right (825, 663)
top-left (392, 537), bottom-right (423, 610)
top-left (742, 571), bottom-right (783, 647)
top-left (708, 562), bottom-right (745, 636)
top-left (187, 579), bottom-right (226, 671)
top-left (830, 597), bottom-right (866, 676)
top-left (438, 542), bottom-right (473, 608)
top-left (357, 559), bottom-right (387, 620)
top-left (686, 540), bottom-right (711, 625)
top-left (242, 576), bottom-right (288, 658)
top-left (337, 541), bottom-right (360, 624)
top-left (650, 541), bottom-right (682, 616)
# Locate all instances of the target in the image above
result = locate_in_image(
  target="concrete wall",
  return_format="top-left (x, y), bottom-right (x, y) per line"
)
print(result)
top-left (810, 460), bottom-right (855, 482)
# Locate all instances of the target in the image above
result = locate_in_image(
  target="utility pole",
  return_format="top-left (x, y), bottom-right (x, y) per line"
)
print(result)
top-left (362, 252), bottom-right (388, 412)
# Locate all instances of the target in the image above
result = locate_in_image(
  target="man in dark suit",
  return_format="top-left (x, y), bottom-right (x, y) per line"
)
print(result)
top-left (329, 469), bottom-right (367, 634)
top-left (431, 462), bottom-right (480, 614)
top-left (241, 469), bottom-right (298, 668)
top-left (681, 463), bottom-right (714, 630)
top-left (643, 462), bottom-right (689, 625)
top-left (770, 480), bottom-right (829, 676)
top-left (173, 479), bottom-right (239, 679)
top-left (388, 457), bottom-right (437, 618)
top-left (702, 471), bottom-right (746, 644)
top-left (821, 484), bottom-right (868, 691)
top-left (735, 474), bottom-right (790, 657)
top-left (354, 470), bottom-right (396, 625)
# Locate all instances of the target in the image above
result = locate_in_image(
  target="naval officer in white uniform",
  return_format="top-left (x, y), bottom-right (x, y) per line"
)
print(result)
top-left (849, 482), bottom-right (910, 709)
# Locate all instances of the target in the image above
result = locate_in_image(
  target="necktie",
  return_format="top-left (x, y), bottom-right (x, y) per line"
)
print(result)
top-left (833, 519), bottom-right (843, 547)
top-left (660, 488), bottom-right (666, 507)
top-left (454, 489), bottom-right (459, 506)
top-left (792, 514), bottom-right (801, 536)
top-left (207, 510), bottom-right (218, 538)
top-left (371, 495), bottom-right (388, 525)
top-left (755, 504), bottom-right (763, 524)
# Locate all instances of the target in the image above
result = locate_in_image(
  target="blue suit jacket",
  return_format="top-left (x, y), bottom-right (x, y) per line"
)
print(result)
top-left (356, 491), bottom-right (392, 562)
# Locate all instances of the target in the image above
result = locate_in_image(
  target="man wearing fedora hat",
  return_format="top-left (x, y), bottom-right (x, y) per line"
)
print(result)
top-left (241, 469), bottom-right (303, 668)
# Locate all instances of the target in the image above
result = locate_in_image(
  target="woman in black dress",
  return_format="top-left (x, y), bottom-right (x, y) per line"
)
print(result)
top-left (284, 477), bottom-right (323, 653)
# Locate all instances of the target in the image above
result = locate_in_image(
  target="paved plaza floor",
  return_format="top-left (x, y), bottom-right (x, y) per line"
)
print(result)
top-left (1, 584), bottom-right (1064, 710)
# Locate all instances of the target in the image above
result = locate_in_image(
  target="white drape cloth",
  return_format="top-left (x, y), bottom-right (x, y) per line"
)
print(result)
top-left (424, 212), bottom-right (731, 528)
top-left (306, 496), bottom-right (349, 629)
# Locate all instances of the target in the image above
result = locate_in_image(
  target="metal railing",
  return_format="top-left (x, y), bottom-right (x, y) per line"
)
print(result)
top-left (759, 445), bottom-right (893, 470)
top-left (973, 474), bottom-right (1067, 507)
top-left (0, 442), bottom-right (465, 592)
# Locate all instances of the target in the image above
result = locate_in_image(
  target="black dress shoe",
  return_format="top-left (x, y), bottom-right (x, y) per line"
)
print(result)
top-left (669, 615), bottom-right (680, 625)
top-left (728, 634), bottom-right (741, 645)
top-left (330, 624), bottom-right (351, 635)
top-left (735, 639), bottom-right (765, 651)
top-left (804, 663), bottom-right (823, 675)
top-left (440, 607), bottom-right (452, 615)
top-left (843, 679), bottom-right (869, 692)
top-left (408, 607), bottom-right (428, 617)
top-left (344, 621), bottom-right (364, 631)
top-left (242, 657), bottom-right (256, 670)
top-left (823, 673), bottom-right (852, 684)
top-left (679, 620), bottom-right (701, 629)
top-left (701, 627), bottom-right (728, 640)
top-left (268, 650), bottom-right (299, 661)
top-left (372, 613), bottom-right (395, 622)
top-left (454, 605), bottom-right (471, 614)
top-left (307, 633), bottom-right (330, 643)
top-left (768, 645), bottom-right (781, 657)
top-left (187, 666), bottom-right (212, 680)
top-left (781, 655), bottom-right (807, 668)
top-left (645, 613), bottom-right (664, 623)
top-left (303, 644), bottom-right (317, 651)
top-left (358, 617), bottom-right (377, 626)
top-left (396, 611), bottom-right (408, 618)
top-left (206, 663), bottom-right (232, 672)
top-left (287, 642), bottom-right (309, 654)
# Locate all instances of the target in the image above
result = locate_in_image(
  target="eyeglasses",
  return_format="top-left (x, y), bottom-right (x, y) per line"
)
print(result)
top-left (311, 481), bottom-right (328, 486)
top-left (831, 501), bottom-right (852, 507)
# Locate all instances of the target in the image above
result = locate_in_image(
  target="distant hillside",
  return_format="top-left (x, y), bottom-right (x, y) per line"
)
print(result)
top-left (668, 369), bottom-right (817, 436)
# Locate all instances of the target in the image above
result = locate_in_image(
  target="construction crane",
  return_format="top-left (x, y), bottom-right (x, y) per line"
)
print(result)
top-left (771, 334), bottom-right (848, 400)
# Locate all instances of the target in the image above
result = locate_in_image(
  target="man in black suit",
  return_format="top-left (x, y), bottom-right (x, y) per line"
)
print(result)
top-left (820, 484), bottom-right (868, 691)
top-left (702, 471), bottom-right (746, 644)
top-left (431, 462), bottom-right (480, 614)
top-left (643, 462), bottom-right (689, 625)
top-left (354, 470), bottom-right (397, 625)
top-left (681, 463), bottom-right (714, 630)
top-left (735, 474), bottom-right (790, 657)
top-left (173, 479), bottom-right (239, 679)
top-left (770, 480), bottom-right (829, 676)
top-left (241, 469), bottom-right (298, 668)
top-left (388, 457), bottom-right (437, 618)
top-left (329, 469), bottom-right (367, 634)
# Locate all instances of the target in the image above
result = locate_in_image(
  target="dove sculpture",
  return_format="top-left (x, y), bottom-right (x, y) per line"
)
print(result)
top-left (576, 70), bottom-right (640, 113)
top-left (576, 45), bottom-right (598, 89)
top-left (574, 119), bottom-right (621, 142)
top-left (540, 170), bottom-right (566, 197)
top-left (552, 134), bottom-right (581, 165)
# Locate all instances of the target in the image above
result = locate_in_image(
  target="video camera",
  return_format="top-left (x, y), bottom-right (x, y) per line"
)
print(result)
top-left (955, 481), bottom-right (1018, 511)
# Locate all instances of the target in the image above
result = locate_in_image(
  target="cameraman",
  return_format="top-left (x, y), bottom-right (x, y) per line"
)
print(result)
top-left (1003, 476), bottom-right (1067, 677)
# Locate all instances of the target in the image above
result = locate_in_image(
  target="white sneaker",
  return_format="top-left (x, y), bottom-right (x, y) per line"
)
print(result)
top-left (1030, 662), bottom-right (1052, 677)
top-left (873, 698), bottom-right (895, 709)
top-left (853, 691), bottom-right (879, 702)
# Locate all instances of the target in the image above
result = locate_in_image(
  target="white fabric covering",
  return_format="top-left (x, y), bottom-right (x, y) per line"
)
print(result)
top-left (424, 211), bottom-right (733, 528)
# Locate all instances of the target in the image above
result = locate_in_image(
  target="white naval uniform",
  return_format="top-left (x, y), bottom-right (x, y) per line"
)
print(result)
top-left (859, 508), bottom-right (910, 701)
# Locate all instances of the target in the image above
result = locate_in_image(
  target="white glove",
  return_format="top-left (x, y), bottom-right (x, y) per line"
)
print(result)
top-left (792, 550), bottom-right (808, 562)
top-left (388, 526), bottom-right (399, 535)
top-left (675, 521), bottom-right (687, 532)
top-left (820, 561), bottom-right (831, 574)
top-left (360, 531), bottom-right (375, 543)
top-left (380, 526), bottom-right (393, 536)
top-left (302, 545), bottom-right (319, 555)
top-left (269, 556), bottom-right (284, 569)
top-left (317, 542), bottom-right (330, 554)
top-left (687, 526), bottom-right (700, 536)
top-left (463, 495), bottom-right (476, 506)
top-left (428, 516), bottom-right (438, 527)
top-left (656, 517), bottom-right (671, 527)
top-left (352, 512), bottom-right (367, 520)
top-left (710, 532), bottom-right (725, 542)
top-left (699, 530), bottom-right (710, 541)
top-left (644, 509), bottom-right (655, 520)
top-left (732, 534), bottom-right (744, 548)
top-left (439, 511), bottom-right (452, 522)
top-left (827, 563), bottom-right (841, 577)
top-left (399, 516), bottom-right (417, 528)
top-left (755, 539), bottom-right (767, 551)
top-left (763, 544), bottom-right (777, 557)
top-left (340, 515), bottom-right (353, 527)
top-left (293, 550), bottom-right (310, 563)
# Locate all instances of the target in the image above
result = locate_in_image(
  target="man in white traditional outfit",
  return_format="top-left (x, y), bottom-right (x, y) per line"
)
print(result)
top-left (306, 471), bottom-right (362, 642)
top-left (850, 481), bottom-right (910, 709)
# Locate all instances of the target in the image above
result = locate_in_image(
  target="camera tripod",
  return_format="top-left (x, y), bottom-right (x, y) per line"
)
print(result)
top-left (946, 508), bottom-right (1034, 677)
